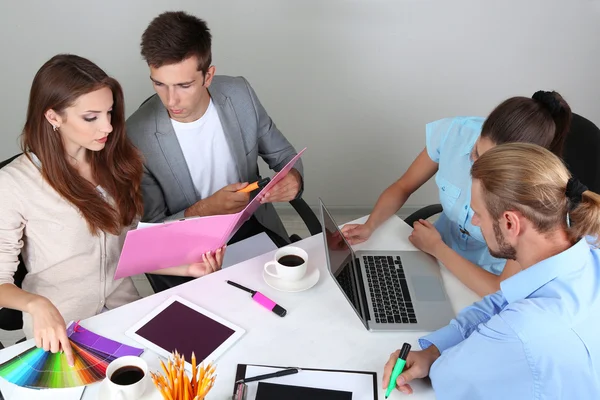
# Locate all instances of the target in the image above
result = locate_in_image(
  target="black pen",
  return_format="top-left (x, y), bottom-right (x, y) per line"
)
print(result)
top-left (237, 367), bottom-right (300, 383)
top-left (226, 280), bottom-right (287, 317)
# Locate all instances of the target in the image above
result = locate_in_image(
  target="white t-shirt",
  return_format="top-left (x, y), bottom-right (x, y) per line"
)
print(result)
top-left (171, 99), bottom-right (240, 199)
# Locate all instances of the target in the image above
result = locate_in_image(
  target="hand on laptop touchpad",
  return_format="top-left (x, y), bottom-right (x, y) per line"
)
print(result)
top-left (410, 276), bottom-right (447, 302)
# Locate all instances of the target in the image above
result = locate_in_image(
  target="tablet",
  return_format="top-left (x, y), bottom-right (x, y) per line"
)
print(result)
top-left (126, 295), bottom-right (245, 368)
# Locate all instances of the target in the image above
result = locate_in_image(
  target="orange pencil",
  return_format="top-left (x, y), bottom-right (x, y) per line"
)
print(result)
top-left (185, 373), bottom-right (192, 399)
top-left (191, 352), bottom-right (197, 392)
top-left (198, 363), bottom-right (206, 388)
top-left (178, 369), bottom-right (183, 400)
top-left (160, 360), bottom-right (170, 379)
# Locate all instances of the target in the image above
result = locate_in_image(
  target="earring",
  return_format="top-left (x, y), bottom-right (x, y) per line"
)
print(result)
top-left (51, 124), bottom-right (58, 131)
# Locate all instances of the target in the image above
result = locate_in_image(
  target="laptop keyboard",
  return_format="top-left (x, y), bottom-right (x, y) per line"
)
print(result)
top-left (336, 260), bottom-right (358, 307)
top-left (364, 255), bottom-right (418, 324)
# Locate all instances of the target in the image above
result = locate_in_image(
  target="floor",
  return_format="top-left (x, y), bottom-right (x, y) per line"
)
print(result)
top-left (0, 210), bottom-right (399, 348)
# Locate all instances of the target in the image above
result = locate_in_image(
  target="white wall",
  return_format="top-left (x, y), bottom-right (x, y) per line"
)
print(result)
top-left (1, 0), bottom-right (598, 209)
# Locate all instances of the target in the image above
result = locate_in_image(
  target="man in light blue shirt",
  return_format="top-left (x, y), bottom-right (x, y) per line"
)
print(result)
top-left (382, 143), bottom-right (600, 400)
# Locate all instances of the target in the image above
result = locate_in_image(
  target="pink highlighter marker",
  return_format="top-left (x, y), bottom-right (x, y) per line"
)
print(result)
top-left (226, 280), bottom-right (287, 317)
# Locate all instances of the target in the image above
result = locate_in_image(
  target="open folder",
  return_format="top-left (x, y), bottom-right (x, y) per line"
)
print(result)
top-left (114, 148), bottom-right (306, 279)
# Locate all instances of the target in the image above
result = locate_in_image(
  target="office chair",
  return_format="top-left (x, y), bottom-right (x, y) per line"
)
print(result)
top-left (404, 113), bottom-right (600, 227)
top-left (136, 95), bottom-right (322, 293)
top-left (0, 154), bottom-right (27, 348)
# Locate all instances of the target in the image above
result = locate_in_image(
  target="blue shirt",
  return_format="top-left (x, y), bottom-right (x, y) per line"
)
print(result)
top-left (426, 116), bottom-right (506, 275)
top-left (419, 238), bottom-right (600, 400)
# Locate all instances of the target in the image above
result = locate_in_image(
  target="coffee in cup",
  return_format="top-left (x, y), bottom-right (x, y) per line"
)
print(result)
top-left (264, 246), bottom-right (308, 281)
top-left (277, 254), bottom-right (305, 267)
top-left (105, 356), bottom-right (149, 400)
top-left (110, 365), bottom-right (145, 385)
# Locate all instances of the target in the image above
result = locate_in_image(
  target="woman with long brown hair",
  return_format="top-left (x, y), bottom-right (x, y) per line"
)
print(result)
top-left (0, 54), bottom-right (224, 365)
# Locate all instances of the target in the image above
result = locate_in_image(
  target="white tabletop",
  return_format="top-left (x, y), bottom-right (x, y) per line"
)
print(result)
top-left (0, 215), bottom-right (480, 400)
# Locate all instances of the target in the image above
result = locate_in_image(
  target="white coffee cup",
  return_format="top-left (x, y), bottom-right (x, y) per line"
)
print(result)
top-left (264, 246), bottom-right (308, 281)
top-left (105, 356), bottom-right (149, 400)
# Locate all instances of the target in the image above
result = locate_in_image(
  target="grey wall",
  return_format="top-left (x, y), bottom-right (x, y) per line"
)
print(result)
top-left (1, 0), bottom-right (598, 209)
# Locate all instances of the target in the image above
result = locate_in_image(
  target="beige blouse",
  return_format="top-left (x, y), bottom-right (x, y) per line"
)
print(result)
top-left (0, 155), bottom-right (140, 338)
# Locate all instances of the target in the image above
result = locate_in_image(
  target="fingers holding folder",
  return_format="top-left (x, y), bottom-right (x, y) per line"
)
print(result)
top-left (150, 247), bottom-right (227, 278)
top-left (188, 246), bottom-right (227, 278)
top-left (260, 169), bottom-right (302, 203)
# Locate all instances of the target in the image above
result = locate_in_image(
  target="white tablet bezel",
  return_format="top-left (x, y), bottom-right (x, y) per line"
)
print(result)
top-left (125, 295), bottom-right (245, 369)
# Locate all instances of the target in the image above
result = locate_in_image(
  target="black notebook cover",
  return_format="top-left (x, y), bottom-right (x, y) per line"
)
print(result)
top-left (256, 382), bottom-right (353, 400)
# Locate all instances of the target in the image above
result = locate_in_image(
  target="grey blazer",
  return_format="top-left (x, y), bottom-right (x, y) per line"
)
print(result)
top-left (126, 75), bottom-right (304, 242)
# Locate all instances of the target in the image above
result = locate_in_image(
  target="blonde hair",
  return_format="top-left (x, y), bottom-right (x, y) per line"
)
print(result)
top-left (471, 143), bottom-right (600, 245)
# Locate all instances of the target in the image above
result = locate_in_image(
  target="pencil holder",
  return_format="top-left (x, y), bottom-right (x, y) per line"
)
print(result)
top-left (150, 350), bottom-right (216, 400)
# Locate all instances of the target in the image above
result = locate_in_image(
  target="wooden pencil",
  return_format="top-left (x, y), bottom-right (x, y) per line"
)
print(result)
top-left (191, 352), bottom-right (197, 392)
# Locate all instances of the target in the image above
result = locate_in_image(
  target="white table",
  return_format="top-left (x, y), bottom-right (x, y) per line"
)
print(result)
top-left (0, 215), bottom-right (480, 399)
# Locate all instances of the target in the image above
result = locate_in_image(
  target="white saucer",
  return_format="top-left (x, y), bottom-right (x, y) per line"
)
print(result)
top-left (263, 266), bottom-right (320, 292)
top-left (97, 377), bottom-right (161, 400)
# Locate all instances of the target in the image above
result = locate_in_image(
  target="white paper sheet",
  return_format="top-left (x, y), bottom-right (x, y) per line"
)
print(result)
top-left (221, 232), bottom-right (277, 268)
top-left (0, 379), bottom-right (85, 400)
top-left (243, 365), bottom-right (376, 400)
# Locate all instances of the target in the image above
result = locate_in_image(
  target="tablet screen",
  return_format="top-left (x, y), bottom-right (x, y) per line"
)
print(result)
top-left (134, 300), bottom-right (235, 362)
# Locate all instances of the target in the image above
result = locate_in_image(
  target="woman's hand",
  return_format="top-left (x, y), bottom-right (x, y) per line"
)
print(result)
top-left (341, 223), bottom-right (375, 245)
top-left (187, 246), bottom-right (226, 277)
top-left (409, 219), bottom-right (444, 257)
top-left (27, 296), bottom-right (74, 366)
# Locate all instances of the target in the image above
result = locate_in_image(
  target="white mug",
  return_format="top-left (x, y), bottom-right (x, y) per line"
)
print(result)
top-left (264, 246), bottom-right (308, 281)
top-left (105, 356), bottom-right (149, 400)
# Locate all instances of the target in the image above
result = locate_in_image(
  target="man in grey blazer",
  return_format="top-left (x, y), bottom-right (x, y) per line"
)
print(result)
top-left (127, 11), bottom-right (304, 290)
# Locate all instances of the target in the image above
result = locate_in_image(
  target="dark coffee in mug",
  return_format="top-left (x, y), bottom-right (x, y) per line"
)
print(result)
top-left (110, 365), bottom-right (145, 385)
top-left (278, 255), bottom-right (305, 267)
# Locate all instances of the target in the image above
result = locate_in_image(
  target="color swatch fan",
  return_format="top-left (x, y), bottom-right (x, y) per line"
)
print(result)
top-left (0, 321), bottom-right (143, 389)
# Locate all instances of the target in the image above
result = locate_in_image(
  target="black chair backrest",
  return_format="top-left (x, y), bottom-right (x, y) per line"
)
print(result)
top-left (0, 153), bottom-right (26, 331)
top-left (563, 113), bottom-right (600, 193)
top-left (0, 154), bottom-right (21, 169)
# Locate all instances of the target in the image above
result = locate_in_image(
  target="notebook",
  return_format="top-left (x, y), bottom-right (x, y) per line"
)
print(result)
top-left (256, 382), bottom-right (352, 400)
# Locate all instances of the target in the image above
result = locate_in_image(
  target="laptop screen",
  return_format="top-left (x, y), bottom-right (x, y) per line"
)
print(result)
top-left (320, 200), bottom-right (368, 328)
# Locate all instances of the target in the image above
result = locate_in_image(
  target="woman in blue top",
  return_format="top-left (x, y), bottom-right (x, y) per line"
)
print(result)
top-left (341, 91), bottom-right (572, 297)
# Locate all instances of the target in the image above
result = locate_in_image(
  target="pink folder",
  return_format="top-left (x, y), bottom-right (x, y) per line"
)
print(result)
top-left (114, 148), bottom-right (306, 279)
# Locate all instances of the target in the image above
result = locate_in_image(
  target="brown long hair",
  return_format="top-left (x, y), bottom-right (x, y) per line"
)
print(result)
top-left (481, 91), bottom-right (572, 157)
top-left (471, 143), bottom-right (600, 245)
top-left (21, 54), bottom-right (144, 235)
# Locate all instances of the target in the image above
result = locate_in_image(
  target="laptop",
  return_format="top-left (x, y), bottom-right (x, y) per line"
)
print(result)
top-left (320, 199), bottom-right (455, 331)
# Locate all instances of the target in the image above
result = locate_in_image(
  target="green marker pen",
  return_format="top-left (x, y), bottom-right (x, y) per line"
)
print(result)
top-left (385, 342), bottom-right (412, 398)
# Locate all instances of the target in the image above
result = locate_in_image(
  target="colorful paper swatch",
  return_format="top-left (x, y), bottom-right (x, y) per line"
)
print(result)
top-left (0, 322), bottom-right (144, 389)
top-left (0, 340), bottom-right (114, 388)
top-left (66, 323), bottom-right (144, 359)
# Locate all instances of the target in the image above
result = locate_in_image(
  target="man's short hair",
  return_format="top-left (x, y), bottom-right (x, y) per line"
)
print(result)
top-left (141, 11), bottom-right (212, 73)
